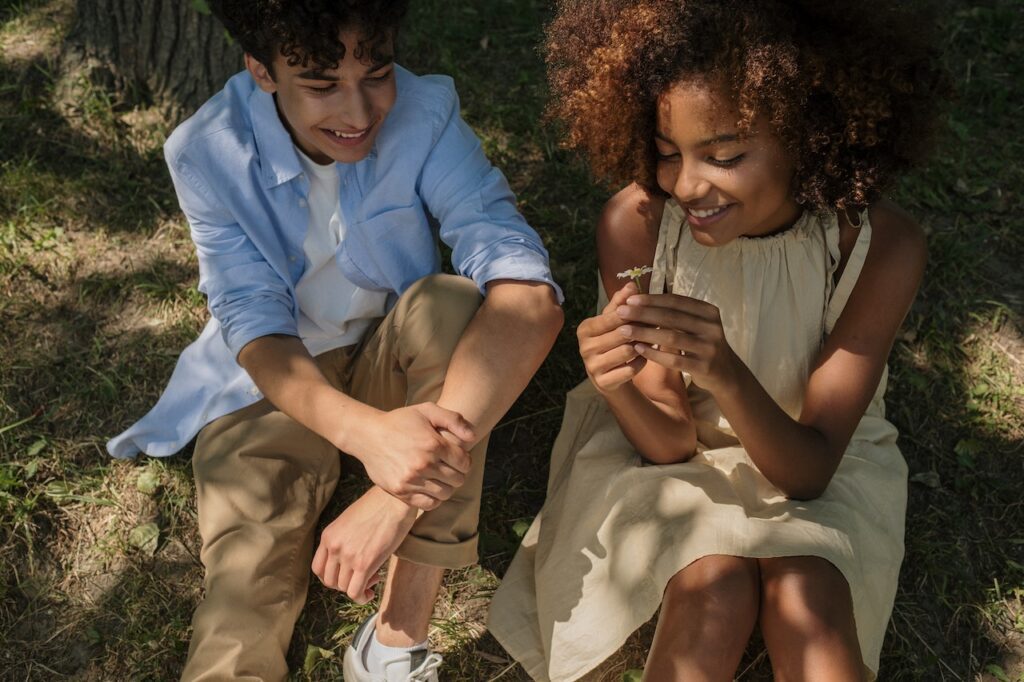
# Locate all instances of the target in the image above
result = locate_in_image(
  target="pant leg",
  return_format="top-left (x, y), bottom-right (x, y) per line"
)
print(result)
top-left (347, 274), bottom-right (488, 569)
top-left (181, 347), bottom-right (356, 682)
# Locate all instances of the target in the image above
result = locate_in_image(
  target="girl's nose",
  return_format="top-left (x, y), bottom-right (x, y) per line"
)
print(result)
top-left (673, 164), bottom-right (710, 203)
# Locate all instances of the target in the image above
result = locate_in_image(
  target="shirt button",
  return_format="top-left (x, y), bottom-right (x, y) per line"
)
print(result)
top-left (298, 198), bottom-right (308, 208)
top-left (289, 255), bottom-right (297, 262)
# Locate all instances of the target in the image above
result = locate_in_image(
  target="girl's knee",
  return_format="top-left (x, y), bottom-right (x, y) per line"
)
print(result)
top-left (664, 554), bottom-right (760, 614)
top-left (759, 556), bottom-right (855, 634)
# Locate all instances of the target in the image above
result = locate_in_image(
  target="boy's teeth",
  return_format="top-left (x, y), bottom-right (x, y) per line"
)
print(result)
top-left (688, 206), bottom-right (727, 218)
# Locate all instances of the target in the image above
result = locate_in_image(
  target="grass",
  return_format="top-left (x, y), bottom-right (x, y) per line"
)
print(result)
top-left (1, 0), bottom-right (1022, 680)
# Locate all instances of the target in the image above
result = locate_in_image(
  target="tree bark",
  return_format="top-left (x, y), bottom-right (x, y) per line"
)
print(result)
top-left (61, 0), bottom-right (243, 124)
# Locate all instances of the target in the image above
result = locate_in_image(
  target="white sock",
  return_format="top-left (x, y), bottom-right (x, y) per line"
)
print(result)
top-left (363, 627), bottom-right (428, 679)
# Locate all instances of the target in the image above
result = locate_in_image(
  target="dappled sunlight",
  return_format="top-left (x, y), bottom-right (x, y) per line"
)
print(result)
top-left (0, 0), bottom-right (70, 66)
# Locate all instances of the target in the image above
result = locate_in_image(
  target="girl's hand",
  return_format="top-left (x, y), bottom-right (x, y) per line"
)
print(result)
top-left (577, 282), bottom-right (648, 393)
top-left (617, 293), bottom-right (740, 393)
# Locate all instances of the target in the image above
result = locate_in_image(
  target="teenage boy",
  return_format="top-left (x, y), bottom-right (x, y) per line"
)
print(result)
top-left (107, 1), bottom-right (563, 680)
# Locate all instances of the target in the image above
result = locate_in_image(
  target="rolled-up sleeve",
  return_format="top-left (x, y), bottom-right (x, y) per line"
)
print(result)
top-left (419, 90), bottom-right (564, 303)
top-left (168, 155), bottom-right (298, 357)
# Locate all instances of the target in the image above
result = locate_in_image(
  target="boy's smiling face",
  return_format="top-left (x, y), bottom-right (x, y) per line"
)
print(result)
top-left (246, 28), bottom-right (397, 165)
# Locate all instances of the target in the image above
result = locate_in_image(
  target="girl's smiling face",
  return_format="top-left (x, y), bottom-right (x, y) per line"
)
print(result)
top-left (654, 80), bottom-right (802, 246)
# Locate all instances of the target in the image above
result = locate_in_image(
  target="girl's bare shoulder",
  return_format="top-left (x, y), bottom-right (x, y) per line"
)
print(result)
top-left (864, 199), bottom-right (928, 283)
top-left (597, 185), bottom-right (666, 294)
top-left (598, 184), bottom-right (665, 244)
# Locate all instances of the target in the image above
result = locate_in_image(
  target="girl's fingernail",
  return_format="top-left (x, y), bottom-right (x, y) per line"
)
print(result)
top-left (618, 325), bottom-right (632, 336)
top-left (626, 296), bottom-right (640, 305)
top-left (616, 305), bottom-right (630, 317)
top-left (634, 343), bottom-right (647, 353)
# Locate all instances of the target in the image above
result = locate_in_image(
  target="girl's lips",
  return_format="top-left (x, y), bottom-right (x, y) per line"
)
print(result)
top-left (320, 123), bottom-right (373, 147)
top-left (685, 204), bottom-right (733, 228)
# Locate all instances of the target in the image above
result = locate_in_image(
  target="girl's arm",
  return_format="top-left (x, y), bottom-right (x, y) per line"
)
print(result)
top-left (582, 185), bottom-right (697, 464)
top-left (622, 201), bottom-right (926, 498)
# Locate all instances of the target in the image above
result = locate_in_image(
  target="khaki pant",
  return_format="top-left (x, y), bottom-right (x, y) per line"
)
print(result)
top-left (181, 275), bottom-right (487, 682)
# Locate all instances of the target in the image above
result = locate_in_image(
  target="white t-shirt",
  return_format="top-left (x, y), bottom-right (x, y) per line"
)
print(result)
top-left (294, 149), bottom-right (388, 356)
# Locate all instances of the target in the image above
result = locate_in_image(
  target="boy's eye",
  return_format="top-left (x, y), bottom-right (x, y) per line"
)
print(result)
top-left (365, 69), bottom-right (393, 84)
top-left (305, 84), bottom-right (336, 94)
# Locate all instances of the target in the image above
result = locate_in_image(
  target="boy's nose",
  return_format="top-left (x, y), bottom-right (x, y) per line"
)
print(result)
top-left (334, 93), bottom-right (374, 130)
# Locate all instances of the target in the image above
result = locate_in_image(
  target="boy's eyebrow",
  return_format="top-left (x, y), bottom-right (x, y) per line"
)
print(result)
top-left (297, 69), bottom-right (339, 81)
top-left (295, 57), bottom-right (394, 81)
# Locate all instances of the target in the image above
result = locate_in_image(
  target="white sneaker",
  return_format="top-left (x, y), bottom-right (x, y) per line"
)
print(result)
top-left (342, 615), bottom-right (443, 682)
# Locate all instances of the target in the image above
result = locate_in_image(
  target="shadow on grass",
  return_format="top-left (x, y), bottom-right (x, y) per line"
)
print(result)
top-left (2, 0), bottom-right (1022, 679)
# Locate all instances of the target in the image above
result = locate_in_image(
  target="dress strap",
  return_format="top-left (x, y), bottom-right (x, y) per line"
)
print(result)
top-left (650, 200), bottom-right (684, 295)
top-left (824, 209), bottom-right (873, 334)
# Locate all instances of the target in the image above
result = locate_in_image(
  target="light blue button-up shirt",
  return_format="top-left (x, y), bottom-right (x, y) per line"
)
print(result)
top-left (107, 66), bottom-right (561, 458)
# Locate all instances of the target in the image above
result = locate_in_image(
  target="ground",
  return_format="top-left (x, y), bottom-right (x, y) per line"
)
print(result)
top-left (0, 0), bottom-right (1022, 680)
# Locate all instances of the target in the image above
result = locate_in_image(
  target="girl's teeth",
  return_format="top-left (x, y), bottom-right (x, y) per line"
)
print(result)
top-left (688, 206), bottom-right (727, 218)
top-left (331, 129), bottom-right (363, 138)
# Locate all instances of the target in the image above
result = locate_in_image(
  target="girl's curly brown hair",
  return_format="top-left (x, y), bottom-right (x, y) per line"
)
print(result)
top-left (210, 0), bottom-right (409, 74)
top-left (545, 0), bottom-right (951, 210)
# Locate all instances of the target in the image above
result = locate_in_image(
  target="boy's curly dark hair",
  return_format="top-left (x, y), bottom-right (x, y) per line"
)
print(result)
top-left (210, 0), bottom-right (409, 74)
top-left (545, 0), bottom-right (951, 210)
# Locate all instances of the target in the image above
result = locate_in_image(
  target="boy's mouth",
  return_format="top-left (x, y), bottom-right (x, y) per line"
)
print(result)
top-left (320, 123), bottom-right (373, 147)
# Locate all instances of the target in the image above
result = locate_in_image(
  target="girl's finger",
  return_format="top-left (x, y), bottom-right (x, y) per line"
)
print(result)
top-left (594, 357), bottom-right (647, 389)
top-left (617, 304), bottom-right (717, 336)
top-left (601, 281), bottom-right (638, 314)
top-left (624, 293), bottom-right (720, 321)
top-left (580, 307), bottom-right (633, 339)
top-left (634, 342), bottom-right (694, 372)
top-left (589, 343), bottom-right (641, 375)
top-left (581, 327), bottom-right (639, 356)
top-left (619, 324), bottom-right (699, 353)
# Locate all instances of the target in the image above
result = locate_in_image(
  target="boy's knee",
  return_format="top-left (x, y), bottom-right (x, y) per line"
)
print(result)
top-left (406, 273), bottom-right (481, 315)
top-left (396, 274), bottom-right (482, 352)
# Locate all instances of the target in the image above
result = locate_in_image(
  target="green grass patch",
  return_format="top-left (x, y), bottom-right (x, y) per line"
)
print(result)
top-left (0, 0), bottom-right (1021, 679)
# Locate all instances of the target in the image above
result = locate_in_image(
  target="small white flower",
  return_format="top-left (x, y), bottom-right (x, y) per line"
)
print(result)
top-left (616, 265), bottom-right (653, 293)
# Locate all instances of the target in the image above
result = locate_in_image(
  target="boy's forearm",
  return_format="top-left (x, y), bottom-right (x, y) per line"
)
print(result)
top-left (236, 334), bottom-right (372, 451)
top-left (436, 280), bottom-right (563, 443)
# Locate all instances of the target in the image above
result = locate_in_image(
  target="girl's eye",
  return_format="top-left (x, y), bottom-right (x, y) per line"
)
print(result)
top-left (655, 150), bottom-right (680, 162)
top-left (708, 154), bottom-right (745, 168)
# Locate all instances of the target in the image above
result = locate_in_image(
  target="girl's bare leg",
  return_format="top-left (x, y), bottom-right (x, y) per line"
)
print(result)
top-left (644, 555), bottom-right (760, 681)
top-left (758, 556), bottom-right (865, 682)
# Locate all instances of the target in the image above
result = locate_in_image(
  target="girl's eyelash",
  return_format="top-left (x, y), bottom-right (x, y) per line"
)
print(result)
top-left (709, 154), bottom-right (745, 168)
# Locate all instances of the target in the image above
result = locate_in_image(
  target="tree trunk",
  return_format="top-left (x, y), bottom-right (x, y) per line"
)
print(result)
top-left (61, 0), bottom-right (243, 124)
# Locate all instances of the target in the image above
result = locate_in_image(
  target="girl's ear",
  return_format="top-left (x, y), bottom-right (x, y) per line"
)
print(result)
top-left (245, 54), bottom-right (277, 94)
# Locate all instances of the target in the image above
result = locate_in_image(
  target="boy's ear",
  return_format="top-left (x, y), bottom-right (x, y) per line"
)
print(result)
top-left (245, 53), bottom-right (277, 94)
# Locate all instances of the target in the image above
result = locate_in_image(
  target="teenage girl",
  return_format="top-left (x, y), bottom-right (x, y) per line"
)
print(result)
top-left (489, 1), bottom-right (948, 680)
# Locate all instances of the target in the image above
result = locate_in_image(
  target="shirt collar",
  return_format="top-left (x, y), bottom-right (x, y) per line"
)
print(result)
top-left (249, 86), bottom-right (304, 190)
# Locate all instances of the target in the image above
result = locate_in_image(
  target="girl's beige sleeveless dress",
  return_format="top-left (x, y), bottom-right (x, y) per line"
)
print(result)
top-left (488, 201), bottom-right (907, 681)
